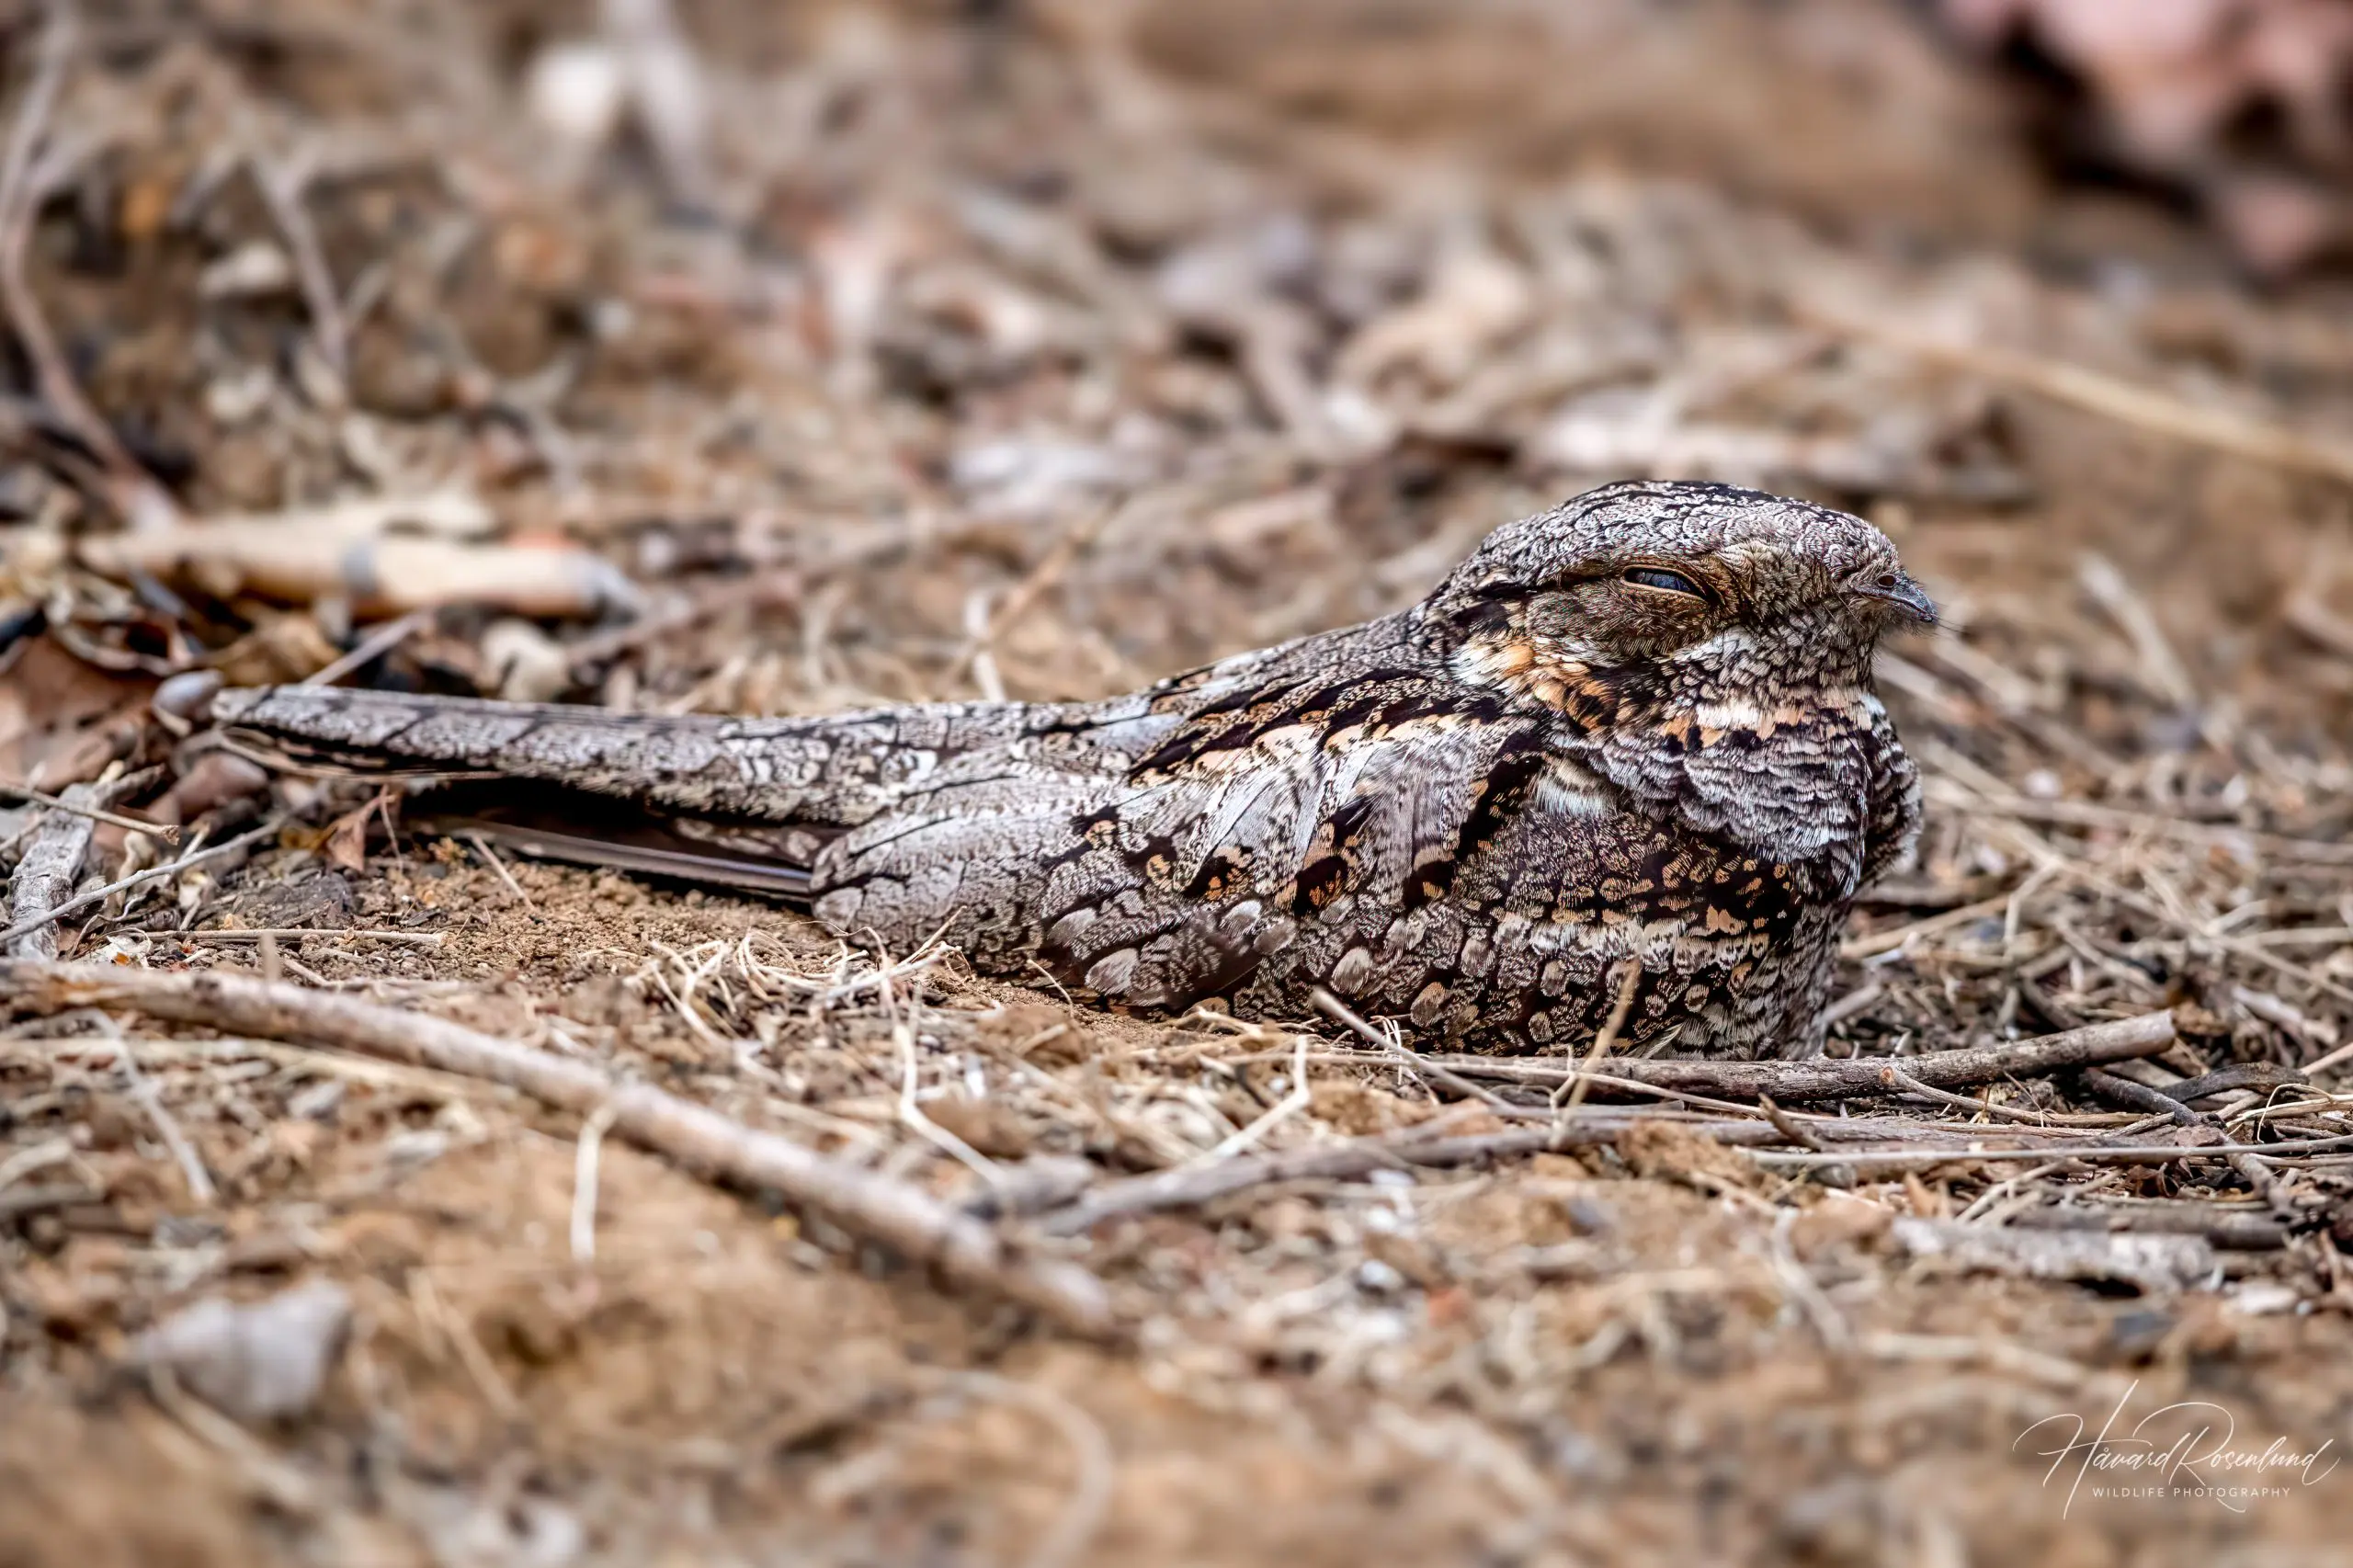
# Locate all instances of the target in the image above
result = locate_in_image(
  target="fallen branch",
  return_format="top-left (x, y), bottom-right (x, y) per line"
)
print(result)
top-left (1427, 1012), bottom-right (2178, 1104)
top-left (0, 960), bottom-right (1114, 1337)
top-left (1039, 1114), bottom-right (1790, 1234)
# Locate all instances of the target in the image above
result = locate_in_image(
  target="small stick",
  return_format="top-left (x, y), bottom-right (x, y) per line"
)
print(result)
top-left (2227, 1151), bottom-right (2305, 1219)
top-left (410, 1270), bottom-right (519, 1420)
top-left (571, 1101), bottom-right (618, 1264)
top-left (2288, 583), bottom-right (2353, 661)
top-left (1819, 982), bottom-right (1885, 1031)
top-left (0, 780), bottom-right (179, 843)
top-left (2005, 1205), bottom-right (2287, 1251)
top-left (879, 951), bottom-right (1006, 1187)
top-left (2078, 555), bottom-right (2196, 708)
top-left (106, 1032), bottom-right (215, 1205)
top-left (301, 608), bottom-right (433, 688)
top-left (1569, 1070), bottom-right (1809, 1119)
top-left (465, 833), bottom-right (538, 911)
top-left (1757, 1094), bottom-right (1828, 1151)
top-left (1559, 959), bottom-right (1642, 1111)
top-left (563, 568), bottom-right (801, 674)
top-left (1813, 304), bottom-right (2353, 487)
top-left (0, 959), bottom-right (1114, 1336)
top-left (1751, 1131), bottom-right (2353, 1171)
top-left (188, 927), bottom-right (442, 948)
top-left (252, 153), bottom-right (347, 381)
top-left (1040, 1114), bottom-right (1796, 1234)
top-left (2080, 1067), bottom-right (2197, 1126)
top-left (2233, 926), bottom-right (2353, 950)
top-left (1925, 782), bottom-right (2353, 868)
top-left (0, 1136), bottom-right (74, 1193)
top-left (1310, 987), bottom-right (1520, 1113)
top-left (0, 818), bottom-right (280, 950)
top-left (945, 504), bottom-right (1117, 687)
top-left (1881, 1066), bottom-right (2069, 1127)
top-left (1196, 1031), bottom-right (1311, 1162)
top-left (1841, 894), bottom-right (2011, 960)
top-left (7, 780), bottom-right (98, 960)
top-left (0, 1180), bottom-right (90, 1220)
top-left (1425, 1012), bottom-right (2180, 1104)
top-left (2302, 1038), bottom-right (2353, 1080)
top-left (1954, 1159), bottom-right (2074, 1223)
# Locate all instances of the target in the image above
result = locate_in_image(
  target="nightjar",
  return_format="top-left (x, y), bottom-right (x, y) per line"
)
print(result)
top-left (165, 480), bottom-right (1934, 1059)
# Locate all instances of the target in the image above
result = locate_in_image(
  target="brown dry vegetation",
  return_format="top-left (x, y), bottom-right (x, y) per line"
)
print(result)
top-left (7, 3), bottom-right (2353, 1564)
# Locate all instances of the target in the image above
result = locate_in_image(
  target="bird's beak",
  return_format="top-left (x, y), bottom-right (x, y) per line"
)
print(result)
top-left (1854, 570), bottom-right (1938, 628)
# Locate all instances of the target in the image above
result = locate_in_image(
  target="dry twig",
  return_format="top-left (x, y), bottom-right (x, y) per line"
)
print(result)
top-left (0, 960), bottom-right (1116, 1336)
top-left (301, 608), bottom-right (434, 688)
top-left (0, 818), bottom-right (282, 951)
top-left (1433, 1012), bottom-right (2179, 1104)
top-left (1559, 958), bottom-right (1643, 1111)
top-left (945, 503), bottom-right (1120, 689)
top-left (0, 779), bottom-right (178, 843)
top-left (1310, 986), bottom-right (1518, 1113)
top-left (188, 927), bottom-right (443, 948)
top-left (6, 780), bottom-right (100, 960)
top-left (1814, 305), bottom-right (2353, 487)
top-left (1752, 1130), bottom-right (2353, 1171)
top-left (251, 153), bottom-right (348, 383)
top-left (1040, 1113), bottom-right (1793, 1233)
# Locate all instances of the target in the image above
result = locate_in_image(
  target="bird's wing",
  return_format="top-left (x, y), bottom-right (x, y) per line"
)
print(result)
top-left (1857, 693), bottom-right (1922, 887)
top-left (210, 684), bottom-right (1051, 824)
top-left (205, 683), bottom-right (1150, 902)
top-left (811, 670), bottom-right (1545, 1010)
top-left (1578, 700), bottom-right (1882, 895)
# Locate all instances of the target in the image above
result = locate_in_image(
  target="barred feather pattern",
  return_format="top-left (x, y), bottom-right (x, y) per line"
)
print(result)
top-left (204, 480), bottom-right (1930, 1059)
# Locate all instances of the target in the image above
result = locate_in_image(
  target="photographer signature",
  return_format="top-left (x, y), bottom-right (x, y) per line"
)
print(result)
top-left (2017, 1381), bottom-right (2337, 1517)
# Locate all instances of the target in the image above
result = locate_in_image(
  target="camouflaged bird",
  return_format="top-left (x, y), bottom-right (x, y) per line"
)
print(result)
top-left (165, 480), bottom-right (1934, 1059)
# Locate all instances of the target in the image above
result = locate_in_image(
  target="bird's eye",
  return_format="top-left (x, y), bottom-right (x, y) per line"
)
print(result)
top-left (1621, 566), bottom-right (1705, 598)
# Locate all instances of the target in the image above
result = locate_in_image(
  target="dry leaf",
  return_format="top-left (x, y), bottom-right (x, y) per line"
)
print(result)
top-left (322, 800), bottom-right (374, 873)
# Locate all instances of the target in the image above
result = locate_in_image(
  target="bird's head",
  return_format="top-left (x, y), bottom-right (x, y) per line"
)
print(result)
top-left (1425, 480), bottom-right (1934, 729)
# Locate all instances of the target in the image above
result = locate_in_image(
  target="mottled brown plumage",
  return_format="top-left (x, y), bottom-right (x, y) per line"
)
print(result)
top-left (173, 480), bottom-right (1933, 1058)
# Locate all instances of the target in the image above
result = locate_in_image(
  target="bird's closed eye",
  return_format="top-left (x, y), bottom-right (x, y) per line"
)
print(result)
top-left (1621, 566), bottom-right (1707, 599)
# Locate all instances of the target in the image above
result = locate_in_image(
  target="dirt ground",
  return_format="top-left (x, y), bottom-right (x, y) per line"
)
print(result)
top-left (8, 3), bottom-right (2353, 1563)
